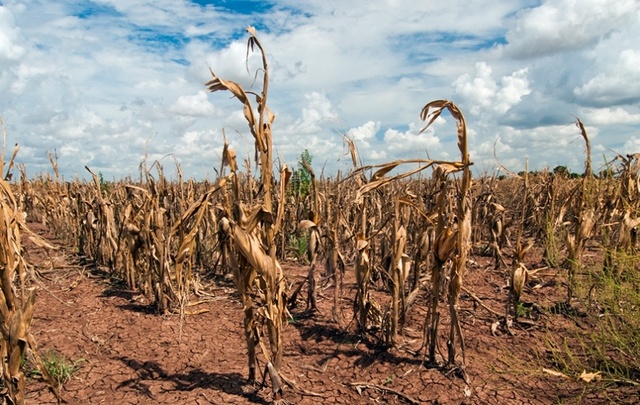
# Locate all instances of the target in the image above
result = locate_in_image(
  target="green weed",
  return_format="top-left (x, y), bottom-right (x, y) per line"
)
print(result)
top-left (31, 350), bottom-right (84, 388)
top-left (287, 232), bottom-right (309, 264)
top-left (543, 261), bottom-right (640, 384)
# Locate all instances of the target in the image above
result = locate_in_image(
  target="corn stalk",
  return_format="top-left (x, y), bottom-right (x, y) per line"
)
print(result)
top-left (0, 120), bottom-right (60, 404)
top-left (299, 157), bottom-right (321, 312)
top-left (349, 160), bottom-right (465, 347)
top-left (420, 100), bottom-right (472, 375)
top-left (425, 168), bottom-right (454, 363)
top-left (603, 153), bottom-right (640, 276)
top-left (565, 119), bottom-right (596, 302)
top-left (383, 198), bottom-right (408, 345)
top-left (507, 164), bottom-right (533, 330)
top-left (206, 27), bottom-right (290, 402)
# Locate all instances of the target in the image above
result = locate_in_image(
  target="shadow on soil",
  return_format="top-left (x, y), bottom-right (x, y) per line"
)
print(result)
top-left (290, 313), bottom-right (424, 369)
top-left (117, 357), bottom-right (269, 404)
top-left (115, 302), bottom-right (159, 314)
top-left (85, 266), bottom-right (162, 314)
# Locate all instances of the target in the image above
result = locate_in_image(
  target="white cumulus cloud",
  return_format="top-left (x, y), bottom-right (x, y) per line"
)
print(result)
top-left (502, 0), bottom-right (640, 59)
top-left (169, 91), bottom-right (215, 117)
top-left (454, 62), bottom-right (530, 116)
top-left (574, 49), bottom-right (640, 106)
top-left (0, 6), bottom-right (25, 61)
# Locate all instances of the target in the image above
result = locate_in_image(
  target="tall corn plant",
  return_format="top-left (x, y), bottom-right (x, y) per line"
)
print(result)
top-left (384, 198), bottom-right (408, 345)
top-left (603, 153), bottom-right (640, 276)
top-left (84, 167), bottom-right (118, 269)
top-left (420, 100), bottom-right (472, 374)
top-left (139, 172), bottom-right (175, 313)
top-left (425, 167), bottom-right (454, 362)
top-left (324, 201), bottom-right (347, 323)
top-left (207, 27), bottom-right (291, 402)
top-left (171, 176), bottom-right (231, 326)
top-left (297, 157), bottom-right (321, 312)
top-left (349, 161), bottom-right (433, 339)
top-left (507, 165), bottom-right (533, 327)
top-left (344, 100), bottom-right (471, 353)
top-left (339, 136), bottom-right (379, 334)
top-left (538, 171), bottom-right (563, 267)
top-left (564, 119), bottom-right (596, 302)
top-left (0, 120), bottom-right (60, 404)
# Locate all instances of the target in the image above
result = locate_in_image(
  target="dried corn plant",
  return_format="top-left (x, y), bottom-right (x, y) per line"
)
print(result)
top-left (488, 199), bottom-right (508, 269)
top-left (345, 107), bottom-right (470, 351)
top-left (336, 100), bottom-right (473, 362)
top-left (409, 219), bottom-right (434, 304)
top-left (564, 119), bottom-right (597, 302)
top-left (603, 153), bottom-right (640, 276)
top-left (536, 171), bottom-right (564, 267)
top-left (120, 186), bottom-right (147, 290)
top-left (0, 179), bottom-right (60, 404)
top-left (83, 167), bottom-right (118, 270)
top-left (0, 120), bottom-right (60, 404)
top-left (324, 200), bottom-right (347, 323)
top-left (382, 198), bottom-right (409, 345)
top-left (419, 100), bottom-right (472, 374)
top-left (170, 176), bottom-right (230, 324)
top-left (506, 166), bottom-right (533, 329)
top-left (396, 182), bottom-right (437, 322)
top-left (206, 27), bottom-right (291, 401)
top-left (349, 160), bottom-right (434, 337)
top-left (473, 184), bottom-right (495, 260)
top-left (135, 172), bottom-right (175, 313)
top-left (425, 167), bottom-right (455, 363)
top-left (21, 153), bottom-right (79, 244)
top-left (340, 136), bottom-right (377, 334)
top-left (475, 178), bottom-right (511, 269)
top-left (297, 157), bottom-right (322, 312)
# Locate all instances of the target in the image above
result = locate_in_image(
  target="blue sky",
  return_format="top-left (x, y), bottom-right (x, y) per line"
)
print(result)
top-left (1, 0), bottom-right (639, 180)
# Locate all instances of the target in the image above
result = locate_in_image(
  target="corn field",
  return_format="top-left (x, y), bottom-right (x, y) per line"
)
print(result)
top-left (3, 29), bottom-right (640, 404)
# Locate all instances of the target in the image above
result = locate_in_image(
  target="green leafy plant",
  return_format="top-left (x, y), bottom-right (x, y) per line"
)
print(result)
top-left (33, 350), bottom-right (83, 389)
top-left (541, 259), bottom-right (640, 384)
top-left (287, 314), bottom-right (300, 325)
top-left (515, 301), bottom-right (532, 319)
top-left (98, 171), bottom-right (111, 195)
top-left (290, 149), bottom-right (313, 198)
top-left (383, 374), bottom-right (396, 386)
top-left (287, 231), bottom-right (309, 263)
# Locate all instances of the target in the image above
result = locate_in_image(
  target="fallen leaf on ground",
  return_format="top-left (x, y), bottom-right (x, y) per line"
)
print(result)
top-left (578, 370), bottom-right (601, 383)
top-left (542, 368), bottom-right (571, 379)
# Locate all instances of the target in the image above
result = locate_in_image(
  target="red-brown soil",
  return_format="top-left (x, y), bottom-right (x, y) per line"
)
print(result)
top-left (21, 223), bottom-right (639, 404)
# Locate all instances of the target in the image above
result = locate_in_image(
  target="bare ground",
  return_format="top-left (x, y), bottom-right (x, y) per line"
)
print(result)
top-left (21, 223), bottom-right (639, 404)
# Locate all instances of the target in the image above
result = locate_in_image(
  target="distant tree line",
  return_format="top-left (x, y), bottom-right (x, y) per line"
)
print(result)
top-left (495, 165), bottom-right (615, 180)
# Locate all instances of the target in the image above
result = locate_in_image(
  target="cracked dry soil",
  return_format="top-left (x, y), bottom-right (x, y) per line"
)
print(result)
top-left (21, 223), bottom-right (639, 404)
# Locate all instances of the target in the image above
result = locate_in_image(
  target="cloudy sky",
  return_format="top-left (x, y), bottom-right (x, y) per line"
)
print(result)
top-left (1, 0), bottom-right (639, 180)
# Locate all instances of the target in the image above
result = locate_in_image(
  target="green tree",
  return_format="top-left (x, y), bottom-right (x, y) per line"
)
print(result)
top-left (290, 149), bottom-right (313, 198)
top-left (552, 165), bottom-right (570, 177)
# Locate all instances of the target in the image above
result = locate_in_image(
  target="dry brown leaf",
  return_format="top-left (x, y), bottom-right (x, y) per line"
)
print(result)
top-left (511, 263), bottom-right (528, 302)
top-left (434, 227), bottom-right (456, 262)
top-left (490, 320), bottom-right (500, 336)
top-left (438, 162), bottom-right (464, 174)
top-left (370, 162), bottom-right (401, 182)
top-left (542, 368), bottom-right (571, 379)
top-left (356, 234), bottom-right (369, 251)
top-left (298, 219), bottom-right (317, 231)
top-left (578, 370), bottom-right (601, 383)
top-left (623, 211), bottom-right (640, 229)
